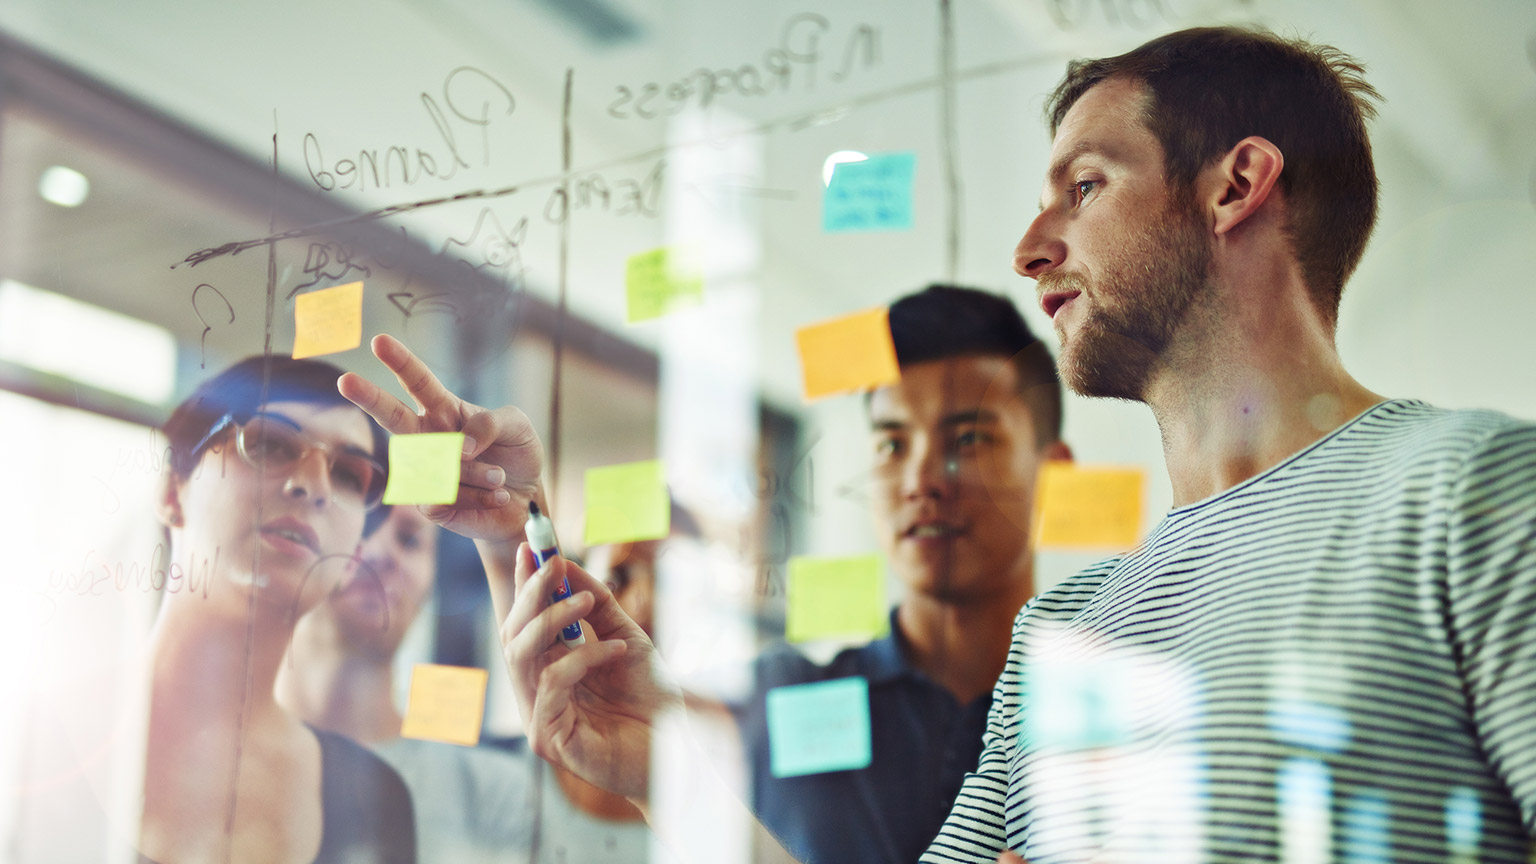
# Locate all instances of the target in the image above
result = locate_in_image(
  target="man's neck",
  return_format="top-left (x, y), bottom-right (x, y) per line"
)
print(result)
top-left (1144, 275), bottom-right (1383, 508)
top-left (896, 582), bottom-right (1029, 705)
top-left (276, 616), bottom-right (402, 745)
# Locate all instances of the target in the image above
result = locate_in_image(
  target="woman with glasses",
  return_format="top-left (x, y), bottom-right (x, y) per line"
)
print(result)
top-left (141, 355), bottom-right (414, 863)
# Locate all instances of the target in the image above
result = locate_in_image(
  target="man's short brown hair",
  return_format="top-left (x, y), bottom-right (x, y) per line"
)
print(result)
top-left (1046, 26), bottom-right (1382, 326)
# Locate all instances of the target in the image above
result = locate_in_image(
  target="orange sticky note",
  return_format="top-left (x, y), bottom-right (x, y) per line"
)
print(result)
top-left (794, 307), bottom-right (900, 401)
top-left (292, 281), bottom-right (363, 359)
top-left (400, 663), bottom-right (488, 746)
top-left (1033, 463), bottom-right (1144, 550)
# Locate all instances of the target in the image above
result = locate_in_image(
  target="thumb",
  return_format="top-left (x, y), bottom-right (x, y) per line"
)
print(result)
top-left (460, 409), bottom-right (499, 461)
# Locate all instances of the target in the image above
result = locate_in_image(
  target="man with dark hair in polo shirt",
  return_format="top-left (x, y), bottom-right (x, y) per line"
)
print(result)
top-left (733, 284), bottom-right (1070, 864)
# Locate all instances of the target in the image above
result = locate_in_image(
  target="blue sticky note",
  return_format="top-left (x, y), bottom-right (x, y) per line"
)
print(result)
top-left (766, 677), bottom-right (872, 778)
top-left (823, 152), bottom-right (916, 233)
top-left (1021, 658), bottom-right (1136, 751)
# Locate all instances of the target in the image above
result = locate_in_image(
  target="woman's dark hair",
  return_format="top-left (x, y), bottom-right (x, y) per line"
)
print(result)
top-left (163, 356), bottom-right (391, 535)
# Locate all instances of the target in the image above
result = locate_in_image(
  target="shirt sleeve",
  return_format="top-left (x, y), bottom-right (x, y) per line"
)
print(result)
top-left (1445, 420), bottom-right (1536, 839)
top-left (919, 604), bottom-right (1032, 862)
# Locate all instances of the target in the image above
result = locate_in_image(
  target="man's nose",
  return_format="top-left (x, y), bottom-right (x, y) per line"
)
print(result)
top-left (900, 439), bottom-right (952, 499)
top-left (1014, 211), bottom-right (1064, 279)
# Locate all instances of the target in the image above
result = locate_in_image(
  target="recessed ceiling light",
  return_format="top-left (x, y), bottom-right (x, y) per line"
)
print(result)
top-left (38, 165), bottom-right (89, 208)
top-left (822, 151), bottom-right (869, 187)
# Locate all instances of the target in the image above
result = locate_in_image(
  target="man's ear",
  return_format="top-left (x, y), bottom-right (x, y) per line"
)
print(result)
top-left (1040, 439), bottom-right (1073, 464)
top-left (157, 471), bottom-right (185, 529)
top-left (1210, 136), bottom-right (1284, 237)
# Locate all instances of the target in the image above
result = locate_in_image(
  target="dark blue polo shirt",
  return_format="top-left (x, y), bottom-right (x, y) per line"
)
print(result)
top-left (733, 611), bottom-right (992, 864)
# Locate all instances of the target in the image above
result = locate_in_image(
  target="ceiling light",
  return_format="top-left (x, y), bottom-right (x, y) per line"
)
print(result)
top-left (0, 279), bottom-right (175, 404)
top-left (38, 165), bottom-right (89, 208)
top-left (822, 151), bottom-right (869, 187)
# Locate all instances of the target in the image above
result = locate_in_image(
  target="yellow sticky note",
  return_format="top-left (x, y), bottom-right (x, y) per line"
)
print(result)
top-left (383, 432), bottom-right (464, 506)
top-left (400, 663), bottom-right (488, 746)
top-left (584, 459), bottom-right (670, 546)
top-left (292, 281), bottom-right (364, 359)
top-left (785, 554), bottom-right (888, 644)
top-left (795, 307), bottom-right (901, 401)
top-left (626, 247), bottom-right (704, 323)
top-left (1033, 462), bottom-right (1144, 550)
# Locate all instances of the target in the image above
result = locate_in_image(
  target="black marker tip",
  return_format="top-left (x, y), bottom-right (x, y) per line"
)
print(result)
top-left (528, 501), bottom-right (541, 517)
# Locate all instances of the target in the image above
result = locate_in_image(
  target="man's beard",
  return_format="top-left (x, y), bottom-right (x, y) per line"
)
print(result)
top-left (1046, 198), bottom-right (1212, 402)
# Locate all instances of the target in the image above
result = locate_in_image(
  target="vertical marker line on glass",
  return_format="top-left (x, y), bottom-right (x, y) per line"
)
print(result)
top-left (525, 501), bottom-right (585, 646)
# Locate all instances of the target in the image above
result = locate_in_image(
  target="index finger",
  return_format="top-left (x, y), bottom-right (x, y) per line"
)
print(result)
top-left (370, 333), bottom-right (460, 419)
top-left (337, 370), bottom-right (421, 436)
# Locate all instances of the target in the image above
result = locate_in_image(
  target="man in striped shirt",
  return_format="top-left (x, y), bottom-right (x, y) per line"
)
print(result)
top-left (499, 24), bottom-right (1536, 864)
top-left (940, 25), bottom-right (1536, 864)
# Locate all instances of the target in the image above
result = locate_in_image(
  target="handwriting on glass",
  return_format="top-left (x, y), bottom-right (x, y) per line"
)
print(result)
top-left (47, 544), bottom-right (217, 598)
top-left (607, 13), bottom-right (880, 120)
top-left (303, 66), bottom-right (517, 193)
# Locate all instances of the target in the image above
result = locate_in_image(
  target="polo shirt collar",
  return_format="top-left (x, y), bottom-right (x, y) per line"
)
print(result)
top-left (851, 608), bottom-right (913, 685)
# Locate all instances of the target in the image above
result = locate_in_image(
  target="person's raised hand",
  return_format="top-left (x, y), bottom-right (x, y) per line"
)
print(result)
top-left (339, 333), bottom-right (543, 542)
top-left (501, 545), bottom-right (681, 800)
top-left (996, 853), bottom-right (1028, 864)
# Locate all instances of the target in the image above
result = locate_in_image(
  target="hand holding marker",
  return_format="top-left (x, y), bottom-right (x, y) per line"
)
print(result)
top-left (525, 502), bottom-right (586, 647)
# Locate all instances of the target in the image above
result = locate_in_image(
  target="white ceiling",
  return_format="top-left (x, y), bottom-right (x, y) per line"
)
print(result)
top-left (1, 0), bottom-right (1533, 412)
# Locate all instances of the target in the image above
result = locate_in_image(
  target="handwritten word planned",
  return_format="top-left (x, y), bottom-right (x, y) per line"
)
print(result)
top-left (304, 66), bottom-right (516, 193)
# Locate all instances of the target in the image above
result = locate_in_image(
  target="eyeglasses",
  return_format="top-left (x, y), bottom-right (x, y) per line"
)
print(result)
top-left (192, 411), bottom-right (387, 511)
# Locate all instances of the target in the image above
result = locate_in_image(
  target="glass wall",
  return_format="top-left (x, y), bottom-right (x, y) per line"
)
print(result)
top-left (1, 1), bottom-right (1533, 861)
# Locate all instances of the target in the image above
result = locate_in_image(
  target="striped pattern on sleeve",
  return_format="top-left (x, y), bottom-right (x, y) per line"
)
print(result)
top-left (921, 400), bottom-right (1536, 863)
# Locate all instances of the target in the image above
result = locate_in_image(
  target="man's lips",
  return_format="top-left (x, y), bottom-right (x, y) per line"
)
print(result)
top-left (902, 521), bottom-right (966, 541)
top-left (1041, 290), bottom-right (1081, 319)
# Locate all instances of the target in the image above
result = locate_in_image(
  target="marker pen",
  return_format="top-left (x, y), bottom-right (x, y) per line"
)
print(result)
top-left (525, 501), bottom-right (585, 646)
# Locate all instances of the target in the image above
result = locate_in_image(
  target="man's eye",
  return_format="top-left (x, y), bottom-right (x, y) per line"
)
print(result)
top-left (953, 429), bottom-right (992, 450)
top-left (1073, 179), bottom-right (1098, 203)
top-left (874, 438), bottom-right (901, 457)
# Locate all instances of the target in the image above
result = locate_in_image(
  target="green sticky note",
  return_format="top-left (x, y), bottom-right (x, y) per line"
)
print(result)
top-left (382, 432), bottom-right (464, 506)
top-left (626, 247), bottom-right (704, 323)
top-left (823, 151), bottom-right (916, 232)
top-left (766, 677), bottom-right (872, 778)
top-left (584, 459), bottom-right (670, 546)
top-left (785, 554), bottom-right (888, 643)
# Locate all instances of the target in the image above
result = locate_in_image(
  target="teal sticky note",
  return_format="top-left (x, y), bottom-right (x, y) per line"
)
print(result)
top-left (382, 432), bottom-right (464, 506)
top-left (1021, 657), bottom-right (1136, 751)
top-left (823, 152), bottom-right (916, 233)
top-left (766, 677), bottom-right (872, 778)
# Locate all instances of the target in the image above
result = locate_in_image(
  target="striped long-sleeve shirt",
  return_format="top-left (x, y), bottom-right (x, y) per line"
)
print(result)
top-left (922, 400), bottom-right (1536, 863)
